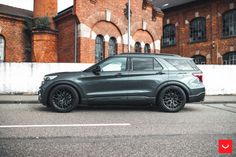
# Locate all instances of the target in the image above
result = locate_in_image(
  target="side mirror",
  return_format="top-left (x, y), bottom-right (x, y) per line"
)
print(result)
top-left (92, 66), bottom-right (101, 74)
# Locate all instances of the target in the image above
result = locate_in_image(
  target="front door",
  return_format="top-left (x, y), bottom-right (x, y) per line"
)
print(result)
top-left (81, 57), bottom-right (129, 105)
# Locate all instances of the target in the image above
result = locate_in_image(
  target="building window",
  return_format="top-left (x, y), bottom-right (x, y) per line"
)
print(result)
top-left (192, 55), bottom-right (206, 64)
top-left (162, 24), bottom-right (176, 47)
top-left (135, 42), bottom-right (141, 53)
top-left (223, 10), bottom-right (236, 37)
top-left (109, 37), bottom-right (117, 56)
top-left (190, 17), bottom-right (206, 43)
top-left (0, 36), bottom-right (5, 62)
top-left (223, 52), bottom-right (236, 64)
top-left (95, 35), bottom-right (104, 63)
top-left (144, 43), bottom-right (151, 53)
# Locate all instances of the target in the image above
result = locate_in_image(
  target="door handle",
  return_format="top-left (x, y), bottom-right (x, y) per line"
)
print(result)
top-left (156, 72), bottom-right (165, 75)
top-left (115, 73), bottom-right (122, 77)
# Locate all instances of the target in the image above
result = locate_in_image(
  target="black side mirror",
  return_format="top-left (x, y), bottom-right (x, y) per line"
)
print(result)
top-left (92, 66), bottom-right (101, 74)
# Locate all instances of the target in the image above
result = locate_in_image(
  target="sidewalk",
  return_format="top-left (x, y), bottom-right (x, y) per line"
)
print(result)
top-left (0, 95), bottom-right (236, 104)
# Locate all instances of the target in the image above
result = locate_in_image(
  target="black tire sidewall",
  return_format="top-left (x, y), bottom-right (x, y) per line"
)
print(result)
top-left (157, 85), bottom-right (186, 112)
top-left (49, 85), bottom-right (79, 112)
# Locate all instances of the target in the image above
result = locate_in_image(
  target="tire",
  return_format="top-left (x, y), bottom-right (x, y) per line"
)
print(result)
top-left (49, 85), bottom-right (79, 112)
top-left (157, 85), bottom-right (186, 112)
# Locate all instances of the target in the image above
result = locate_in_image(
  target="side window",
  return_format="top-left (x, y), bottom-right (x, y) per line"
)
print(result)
top-left (154, 59), bottom-right (163, 71)
top-left (131, 57), bottom-right (162, 71)
top-left (99, 57), bottom-right (127, 72)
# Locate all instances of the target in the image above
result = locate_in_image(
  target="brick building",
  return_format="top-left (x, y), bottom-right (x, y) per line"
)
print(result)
top-left (0, 0), bottom-right (163, 63)
top-left (161, 0), bottom-right (236, 64)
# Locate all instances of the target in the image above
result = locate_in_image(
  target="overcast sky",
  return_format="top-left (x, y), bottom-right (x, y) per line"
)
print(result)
top-left (0, 0), bottom-right (73, 12)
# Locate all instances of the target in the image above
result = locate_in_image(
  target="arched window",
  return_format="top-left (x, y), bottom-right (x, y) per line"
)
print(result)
top-left (190, 17), bottom-right (206, 42)
top-left (162, 24), bottom-right (176, 47)
top-left (95, 35), bottom-right (104, 63)
top-left (109, 37), bottom-right (117, 56)
top-left (0, 36), bottom-right (5, 62)
top-left (223, 52), bottom-right (236, 64)
top-left (135, 42), bottom-right (141, 53)
top-left (192, 55), bottom-right (206, 64)
top-left (144, 43), bottom-right (151, 53)
top-left (223, 10), bottom-right (236, 37)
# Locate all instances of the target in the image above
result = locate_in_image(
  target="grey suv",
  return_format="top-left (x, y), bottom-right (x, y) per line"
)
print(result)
top-left (38, 53), bottom-right (205, 112)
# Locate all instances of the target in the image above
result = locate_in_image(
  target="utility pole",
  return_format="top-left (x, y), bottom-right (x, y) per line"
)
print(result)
top-left (128, 0), bottom-right (131, 53)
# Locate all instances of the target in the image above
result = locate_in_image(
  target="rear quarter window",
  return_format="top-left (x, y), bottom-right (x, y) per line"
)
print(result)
top-left (164, 58), bottom-right (199, 71)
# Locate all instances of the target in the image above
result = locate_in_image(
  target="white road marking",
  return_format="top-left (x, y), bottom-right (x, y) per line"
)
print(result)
top-left (0, 123), bottom-right (131, 128)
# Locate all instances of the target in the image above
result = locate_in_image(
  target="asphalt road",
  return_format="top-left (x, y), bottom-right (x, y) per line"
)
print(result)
top-left (0, 103), bottom-right (236, 157)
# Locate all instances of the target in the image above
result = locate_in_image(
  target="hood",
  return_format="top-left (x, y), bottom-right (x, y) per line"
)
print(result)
top-left (45, 71), bottom-right (81, 76)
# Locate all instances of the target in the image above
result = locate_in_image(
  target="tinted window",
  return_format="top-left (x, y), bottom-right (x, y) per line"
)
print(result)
top-left (95, 35), bottom-right (104, 63)
top-left (131, 57), bottom-right (162, 71)
top-left (100, 57), bottom-right (127, 72)
top-left (190, 17), bottom-right (206, 42)
top-left (135, 42), bottom-right (141, 53)
top-left (223, 52), bottom-right (236, 64)
top-left (192, 55), bottom-right (206, 64)
top-left (165, 59), bottom-right (199, 71)
top-left (223, 10), bottom-right (236, 37)
top-left (162, 24), bottom-right (176, 47)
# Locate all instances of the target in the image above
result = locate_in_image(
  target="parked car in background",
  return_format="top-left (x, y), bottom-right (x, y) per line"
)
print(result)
top-left (38, 53), bottom-right (205, 112)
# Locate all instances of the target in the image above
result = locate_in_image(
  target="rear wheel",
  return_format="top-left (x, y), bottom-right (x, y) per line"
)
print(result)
top-left (49, 85), bottom-right (79, 112)
top-left (157, 86), bottom-right (186, 112)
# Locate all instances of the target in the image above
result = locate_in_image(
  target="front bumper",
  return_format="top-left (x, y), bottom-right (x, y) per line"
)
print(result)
top-left (38, 86), bottom-right (47, 106)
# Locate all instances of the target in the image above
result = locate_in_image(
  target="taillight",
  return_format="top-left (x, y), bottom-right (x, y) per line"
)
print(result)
top-left (193, 73), bottom-right (203, 82)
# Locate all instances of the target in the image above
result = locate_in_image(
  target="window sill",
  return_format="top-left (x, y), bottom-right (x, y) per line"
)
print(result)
top-left (188, 39), bottom-right (207, 44)
top-left (221, 35), bottom-right (236, 40)
top-left (162, 44), bottom-right (176, 48)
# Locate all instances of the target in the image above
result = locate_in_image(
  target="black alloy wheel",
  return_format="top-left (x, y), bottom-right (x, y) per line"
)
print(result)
top-left (49, 85), bottom-right (79, 112)
top-left (157, 85), bottom-right (186, 112)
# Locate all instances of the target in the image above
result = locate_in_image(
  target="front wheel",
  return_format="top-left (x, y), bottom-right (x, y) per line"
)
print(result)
top-left (49, 85), bottom-right (79, 112)
top-left (157, 86), bottom-right (186, 112)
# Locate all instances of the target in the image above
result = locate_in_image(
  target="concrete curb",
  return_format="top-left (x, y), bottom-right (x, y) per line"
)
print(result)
top-left (0, 100), bottom-right (236, 104)
top-left (0, 95), bottom-right (236, 104)
top-left (0, 101), bottom-right (39, 104)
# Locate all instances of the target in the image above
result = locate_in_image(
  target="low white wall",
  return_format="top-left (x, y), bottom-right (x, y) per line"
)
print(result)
top-left (198, 65), bottom-right (236, 95)
top-left (0, 63), bottom-right (93, 94)
top-left (0, 63), bottom-right (236, 95)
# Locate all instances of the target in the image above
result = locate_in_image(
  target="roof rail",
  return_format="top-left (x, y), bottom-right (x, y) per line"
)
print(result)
top-left (119, 52), bottom-right (180, 57)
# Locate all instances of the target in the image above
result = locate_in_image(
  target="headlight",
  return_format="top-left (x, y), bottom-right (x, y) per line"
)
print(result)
top-left (44, 75), bottom-right (58, 81)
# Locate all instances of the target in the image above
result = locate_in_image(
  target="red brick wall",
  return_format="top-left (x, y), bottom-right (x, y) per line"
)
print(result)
top-left (32, 30), bottom-right (58, 62)
top-left (0, 15), bottom-right (26, 62)
top-left (56, 15), bottom-right (76, 63)
top-left (33, 0), bottom-right (57, 29)
top-left (74, 0), bottom-right (163, 63)
top-left (161, 0), bottom-right (236, 64)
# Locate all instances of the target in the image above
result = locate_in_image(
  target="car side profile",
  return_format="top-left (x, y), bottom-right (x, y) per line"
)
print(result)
top-left (38, 53), bottom-right (205, 112)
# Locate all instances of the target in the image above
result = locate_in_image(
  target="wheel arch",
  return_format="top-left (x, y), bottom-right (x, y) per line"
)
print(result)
top-left (45, 80), bottom-right (86, 105)
top-left (155, 81), bottom-right (190, 102)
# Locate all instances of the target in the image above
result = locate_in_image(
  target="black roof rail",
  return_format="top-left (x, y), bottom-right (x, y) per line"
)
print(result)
top-left (119, 52), bottom-right (181, 57)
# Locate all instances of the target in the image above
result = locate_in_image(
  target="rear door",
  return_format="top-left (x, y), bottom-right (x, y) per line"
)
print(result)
top-left (127, 57), bottom-right (168, 104)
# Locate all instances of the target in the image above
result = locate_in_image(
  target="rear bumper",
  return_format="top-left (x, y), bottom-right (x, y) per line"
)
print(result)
top-left (188, 92), bottom-right (205, 102)
top-left (188, 88), bottom-right (205, 103)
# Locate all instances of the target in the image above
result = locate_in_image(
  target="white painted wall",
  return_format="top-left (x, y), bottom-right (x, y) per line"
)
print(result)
top-left (0, 63), bottom-right (236, 95)
top-left (0, 63), bottom-right (93, 94)
top-left (198, 65), bottom-right (236, 95)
